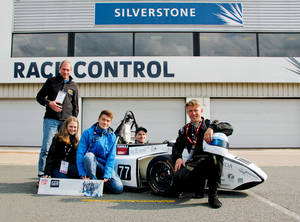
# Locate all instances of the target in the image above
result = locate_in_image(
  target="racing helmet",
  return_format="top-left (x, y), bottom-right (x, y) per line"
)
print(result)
top-left (203, 133), bottom-right (229, 156)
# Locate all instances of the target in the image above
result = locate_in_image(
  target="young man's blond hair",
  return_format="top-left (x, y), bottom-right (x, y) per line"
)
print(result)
top-left (185, 99), bottom-right (201, 108)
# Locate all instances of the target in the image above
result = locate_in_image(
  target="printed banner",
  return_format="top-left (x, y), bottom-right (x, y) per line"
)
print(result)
top-left (95, 2), bottom-right (243, 26)
top-left (2, 57), bottom-right (300, 83)
top-left (37, 178), bottom-right (104, 197)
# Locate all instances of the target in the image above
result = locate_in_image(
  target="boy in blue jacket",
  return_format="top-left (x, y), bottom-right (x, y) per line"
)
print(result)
top-left (77, 110), bottom-right (123, 194)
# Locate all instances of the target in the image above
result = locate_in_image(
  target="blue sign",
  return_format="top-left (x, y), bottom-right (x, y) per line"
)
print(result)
top-left (95, 2), bottom-right (243, 26)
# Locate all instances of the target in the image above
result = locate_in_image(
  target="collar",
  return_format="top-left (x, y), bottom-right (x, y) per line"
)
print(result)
top-left (56, 74), bottom-right (73, 82)
top-left (191, 121), bottom-right (200, 128)
top-left (135, 140), bottom-right (144, 145)
top-left (92, 122), bottom-right (113, 135)
top-left (190, 117), bottom-right (204, 128)
top-left (96, 126), bottom-right (107, 135)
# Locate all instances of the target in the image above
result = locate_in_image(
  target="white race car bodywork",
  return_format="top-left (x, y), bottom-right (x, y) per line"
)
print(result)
top-left (221, 153), bottom-right (267, 190)
top-left (114, 143), bottom-right (267, 190)
top-left (114, 144), bottom-right (169, 187)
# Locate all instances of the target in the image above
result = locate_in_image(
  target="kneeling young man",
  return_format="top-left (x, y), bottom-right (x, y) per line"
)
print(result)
top-left (172, 99), bottom-right (233, 208)
top-left (76, 110), bottom-right (123, 194)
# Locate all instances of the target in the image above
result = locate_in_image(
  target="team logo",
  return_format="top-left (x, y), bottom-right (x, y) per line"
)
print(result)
top-left (227, 173), bottom-right (235, 180)
top-left (82, 181), bottom-right (102, 197)
top-left (50, 179), bottom-right (60, 188)
top-left (40, 179), bottom-right (48, 185)
top-left (67, 89), bottom-right (73, 95)
top-left (224, 162), bottom-right (233, 169)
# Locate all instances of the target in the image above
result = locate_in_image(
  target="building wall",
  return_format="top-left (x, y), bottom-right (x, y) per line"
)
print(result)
top-left (1, 0), bottom-right (299, 147)
top-left (13, 0), bottom-right (300, 32)
top-left (1, 83), bottom-right (299, 98)
top-left (0, 1), bottom-right (12, 59)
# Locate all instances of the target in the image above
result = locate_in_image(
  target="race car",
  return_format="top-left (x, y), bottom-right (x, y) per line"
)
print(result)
top-left (114, 111), bottom-right (267, 196)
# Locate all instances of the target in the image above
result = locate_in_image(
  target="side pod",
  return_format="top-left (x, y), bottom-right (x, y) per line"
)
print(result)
top-left (220, 153), bottom-right (267, 190)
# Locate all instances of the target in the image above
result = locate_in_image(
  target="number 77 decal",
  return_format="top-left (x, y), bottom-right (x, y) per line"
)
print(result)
top-left (118, 165), bottom-right (131, 180)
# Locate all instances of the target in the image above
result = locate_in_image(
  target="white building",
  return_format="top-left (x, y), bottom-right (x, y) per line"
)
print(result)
top-left (0, 0), bottom-right (299, 148)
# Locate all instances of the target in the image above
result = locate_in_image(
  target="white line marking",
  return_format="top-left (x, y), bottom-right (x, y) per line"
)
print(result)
top-left (248, 191), bottom-right (300, 221)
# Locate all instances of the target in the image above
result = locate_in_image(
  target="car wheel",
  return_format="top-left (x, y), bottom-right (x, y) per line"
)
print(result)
top-left (146, 155), bottom-right (175, 196)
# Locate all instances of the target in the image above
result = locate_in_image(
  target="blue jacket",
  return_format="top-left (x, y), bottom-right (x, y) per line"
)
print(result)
top-left (76, 123), bottom-right (117, 179)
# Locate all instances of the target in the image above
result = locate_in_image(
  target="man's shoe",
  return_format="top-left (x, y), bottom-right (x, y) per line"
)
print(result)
top-left (208, 195), bottom-right (222, 208)
top-left (194, 190), bottom-right (204, 199)
top-left (177, 192), bottom-right (185, 199)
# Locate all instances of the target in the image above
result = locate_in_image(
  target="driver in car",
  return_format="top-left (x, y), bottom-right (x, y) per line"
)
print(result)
top-left (172, 99), bottom-right (233, 208)
top-left (134, 127), bottom-right (148, 144)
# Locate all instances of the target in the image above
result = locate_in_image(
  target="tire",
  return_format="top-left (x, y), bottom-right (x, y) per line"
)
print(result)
top-left (146, 155), bottom-right (175, 196)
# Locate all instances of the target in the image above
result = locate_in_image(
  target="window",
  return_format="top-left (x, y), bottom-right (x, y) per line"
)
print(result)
top-left (135, 33), bottom-right (193, 56)
top-left (75, 33), bottom-right (133, 56)
top-left (200, 33), bottom-right (257, 56)
top-left (12, 33), bottom-right (68, 57)
top-left (259, 33), bottom-right (300, 57)
top-left (12, 32), bottom-right (300, 58)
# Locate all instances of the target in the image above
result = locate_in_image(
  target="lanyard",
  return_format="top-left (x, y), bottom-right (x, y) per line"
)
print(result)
top-left (186, 120), bottom-right (202, 147)
top-left (92, 124), bottom-right (100, 144)
top-left (88, 123), bottom-right (105, 151)
top-left (64, 144), bottom-right (72, 161)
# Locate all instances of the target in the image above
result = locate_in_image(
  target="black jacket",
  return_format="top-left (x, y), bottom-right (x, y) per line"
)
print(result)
top-left (44, 135), bottom-right (77, 176)
top-left (36, 75), bottom-right (79, 120)
top-left (172, 118), bottom-right (233, 162)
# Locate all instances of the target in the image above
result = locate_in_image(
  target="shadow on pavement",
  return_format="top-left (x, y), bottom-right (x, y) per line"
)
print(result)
top-left (0, 181), bottom-right (37, 194)
top-left (57, 189), bottom-right (248, 210)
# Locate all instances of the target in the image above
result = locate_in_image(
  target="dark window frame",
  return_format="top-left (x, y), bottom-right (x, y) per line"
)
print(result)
top-left (68, 32), bottom-right (75, 57)
top-left (11, 31), bottom-right (300, 58)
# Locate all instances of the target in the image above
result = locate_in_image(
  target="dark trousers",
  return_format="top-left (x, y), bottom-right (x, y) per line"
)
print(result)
top-left (51, 163), bottom-right (80, 179)
top-left (173, 155), bottom-right (223, 195)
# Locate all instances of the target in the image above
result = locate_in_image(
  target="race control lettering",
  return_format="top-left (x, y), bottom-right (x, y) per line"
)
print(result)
top-left (13, 60), bottom-right (175, 79)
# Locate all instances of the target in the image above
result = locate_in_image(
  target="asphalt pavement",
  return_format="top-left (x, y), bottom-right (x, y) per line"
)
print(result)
top-left (0, 147), bottom-right (299, 222)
